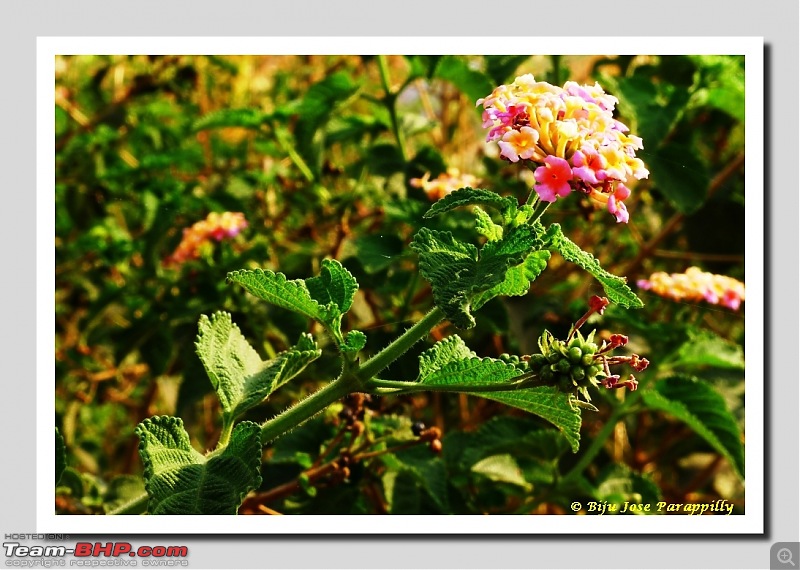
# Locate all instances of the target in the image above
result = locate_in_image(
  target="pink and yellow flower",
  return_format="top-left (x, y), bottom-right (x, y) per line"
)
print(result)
top-left (637, 267), bottom-right (745, 310)
top-left (410, 167), bottom-right (481, 201)
top-left (533, 156), bottom-right (573, 202)
top-left (165, 212), bottom-right (248, 267)
top-left (477, 75), bottom-right (649, 223)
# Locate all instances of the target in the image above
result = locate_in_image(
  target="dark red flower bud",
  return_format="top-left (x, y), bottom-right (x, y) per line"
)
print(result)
top-left (589, 295), bottom-right (610, 315)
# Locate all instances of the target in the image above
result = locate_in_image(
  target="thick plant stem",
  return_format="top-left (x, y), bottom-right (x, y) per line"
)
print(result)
top-left (356, 307), bottom-right (445, 381)
top-left (376, 55), bottom-right (409, 161)
top-left (260, 374), bottom-right (360, 445)
top-left (260, 307), bottom-right (444, 445)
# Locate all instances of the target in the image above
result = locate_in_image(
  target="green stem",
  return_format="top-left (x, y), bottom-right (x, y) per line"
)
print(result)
top-left (563, 392), bottom-right (640, 481)
top-left (525, 187), bottom-right (540, 207)
top-left (107, 492), bottom-right (149, 515)
top-left (216, 417), bottom-right (234, 449)
top-left (260, 374), bottom-right (360, 445)
top-left (273, 126), bottom-right (315, 183)
top-left (377, 55), bottom-right (409, 161)
top-left (366, 372), bottom-right (541, 395)
top-left (260, 307), bottom-right (444, 445)
top-left (356, 307), bottom-right (445, 381)
top-left (529, 200), bottom-right (551, 225)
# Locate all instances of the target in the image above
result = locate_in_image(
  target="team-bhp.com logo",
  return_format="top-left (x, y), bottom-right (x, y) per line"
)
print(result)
top-left (4, 541), bottom-right (188, 566)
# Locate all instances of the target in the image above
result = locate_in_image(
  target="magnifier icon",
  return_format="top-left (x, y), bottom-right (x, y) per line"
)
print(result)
top-left (778, 548), bottom-right (796, 566)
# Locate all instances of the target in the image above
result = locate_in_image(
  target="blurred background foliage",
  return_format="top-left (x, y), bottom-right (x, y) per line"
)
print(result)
top-left (55, 54), bottom-right (746, 515)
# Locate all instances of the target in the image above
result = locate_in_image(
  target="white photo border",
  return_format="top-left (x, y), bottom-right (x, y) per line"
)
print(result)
top-left (39, 36), bottom-right (764, 535)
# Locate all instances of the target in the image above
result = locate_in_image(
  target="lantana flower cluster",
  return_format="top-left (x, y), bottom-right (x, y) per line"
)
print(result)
top-left (165, 212), bottom-right (248, 267)
top-left (637, 266), bottom-right (745, 310)
top-left (410, 167), bottom-right (481, 201)
top-left (526, 296), bottom-right (649, 401)
top-left (477, 74), bottom-right (649, 223)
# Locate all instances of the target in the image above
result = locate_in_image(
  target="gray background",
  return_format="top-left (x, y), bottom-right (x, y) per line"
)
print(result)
top-left (4, 1), bottom-right (797, 568)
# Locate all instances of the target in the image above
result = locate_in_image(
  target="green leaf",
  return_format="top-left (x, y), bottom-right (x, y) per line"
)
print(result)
top-left (384, 469), bottom-right (422, 514)
top-left (417, 336), bottom-right (581, 451)
top-left (669, 329), bottom-right (745, 370)
top-left (228, 268), bottom-right (332, 323)
top-left (392, 446), bottom-right (450, 512)
top-left (411, 225), bottom-right (541, 329)
top-left (193, 108), bottom-right (269, 131)
top-left (477, 387), bottom-right (581, 453)
top-left (136, 416), bottom-right (262, 515)
top-left (640, 375), bottom-right (744, 479)
top-left (404, 55), bottom-right (442, 80)
top-left (483, 55), bottom-right (531, 85)
top-left (547, 224), bottom-right (643, 309)
top-left (418, 334), bottom-right (473, 376)
top-left (196, 312), bottom-right (320, 420)
top-left (195, 311), bottom-right (275, 418)
top-left (56, 467), bottom-right (85, 499)
top-left (410, 228), bottom-right (479, 329)
top-left (305, 259), bottom-right (358, 314)
top-left (473, 250), bottom-right (550, 310)
top-left (268, 416), bottom-right (334, 467)
top-left (341, 330), bottom-right (367, 354)
top-left (601, 74), bottom-right (691, 148)
top-left (471, 454), bottom-right (531, 490)
top-left (447, 416), bottom-right (570, 472)
top-left (55, 428), bottom-right (66, 486)
top-left (102, 475), bottom-right (147, 514)
top-left (294, 72), bottom-right (360, 168)
top-left (689, 55), bottom-right (745, 121)
top-left (274, 332), bottom-right (323, 390)
top-left (421, 355), bottom-right (523, 386)
top-left (474, 206), bottom-right (503, 241)
top-left (434, 56), bottom-right (495, 107)
top-left (229, 262), bottom-right (360, 351)
top-left (647, 143), bottom-right (711, 214)
top-left (423, 187), bottom-right (518, 219)
top-left (340, 234), bottom-right (403, 274)
top-left (595, 464), bottom-right (661, 513)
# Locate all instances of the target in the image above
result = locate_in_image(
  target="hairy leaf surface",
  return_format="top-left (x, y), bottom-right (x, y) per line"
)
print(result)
top-left (410, 225), bottom-right (541, 328)
top-left (547, 224), bottom-right (643, 308)
top-left (423, 187), bottom-right (518, 220)
top-left (416, 336), bottom-right (581, 451)
top-left (196, 312), bottom-right (320, 420)
top-left (136, 417), bottom-right (262, 514)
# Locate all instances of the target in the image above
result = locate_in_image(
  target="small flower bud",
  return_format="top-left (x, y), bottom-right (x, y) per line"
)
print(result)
top-left (630, 354), bottom-right (650, 372)
top-left (529, 354), bottom-right (548, 369)
top-left (589, 295), bottom-right (610, 315)
top-left (568, 346), bottom-right (583, 363)
top-left (571, 366), bottom-right (585, 381)
top-left (609, 334), bottom-right (628, 348)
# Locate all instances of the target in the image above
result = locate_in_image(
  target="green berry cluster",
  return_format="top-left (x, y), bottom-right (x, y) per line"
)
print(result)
top-left (497, 352), bottom-right (530, 372)
top-left (527, 330), bottom-right (605, 400)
